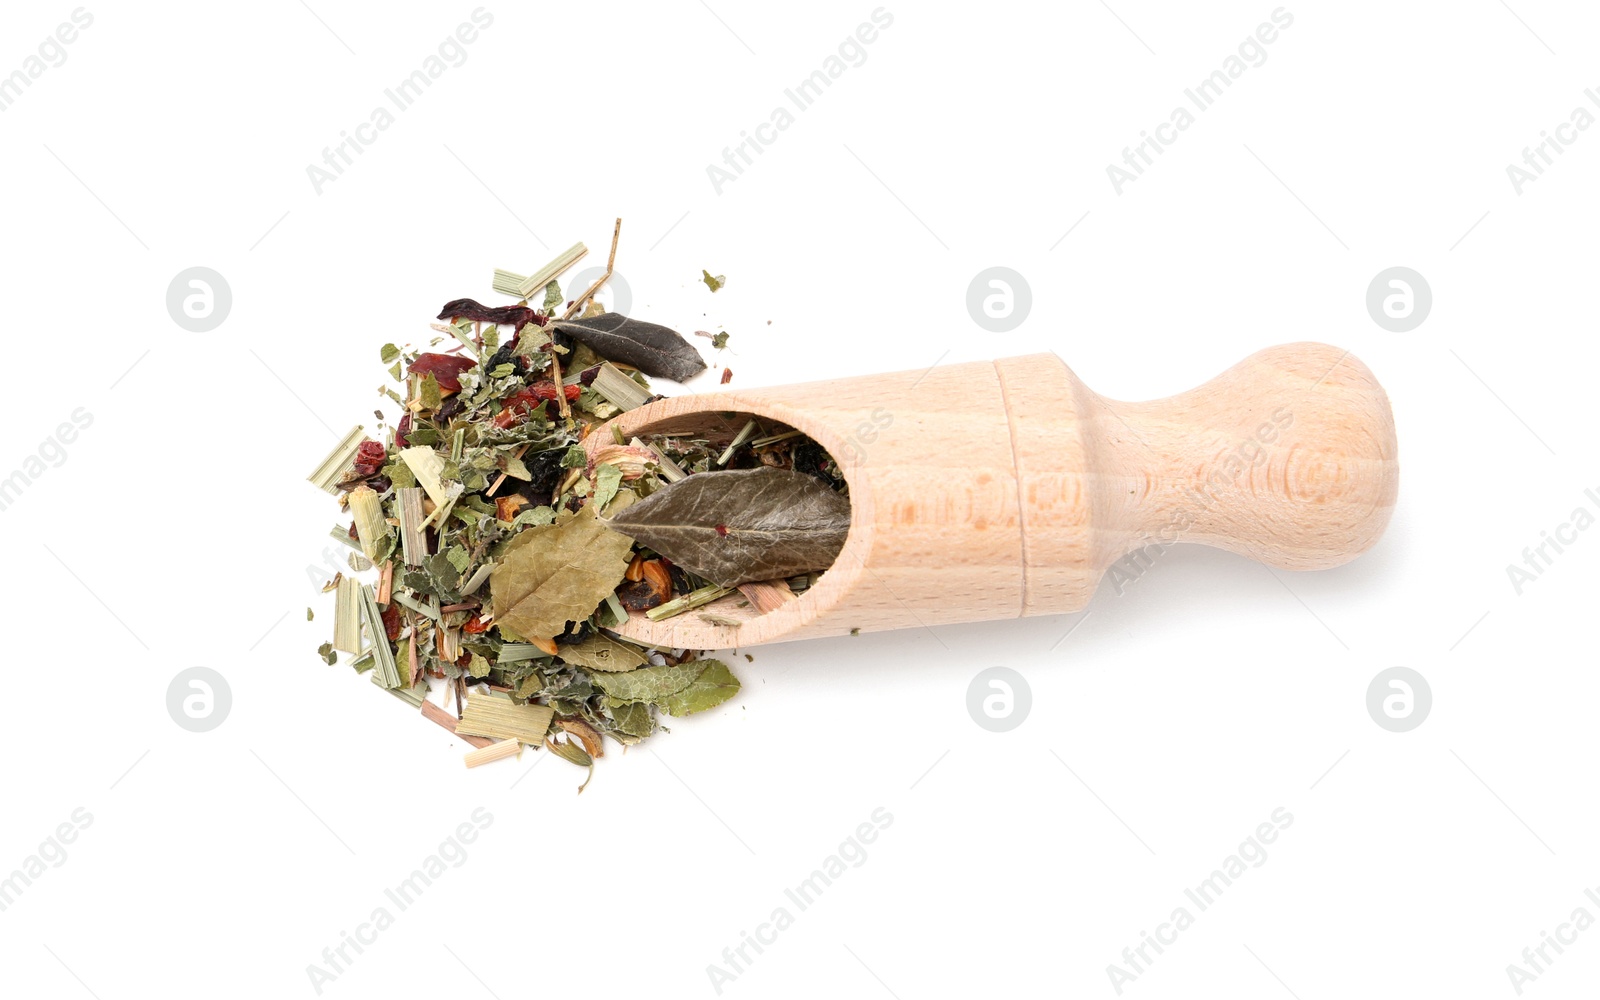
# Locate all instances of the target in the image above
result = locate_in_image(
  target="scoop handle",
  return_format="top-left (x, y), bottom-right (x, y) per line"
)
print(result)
top-left (998, 343), bottom-right (1399, 613)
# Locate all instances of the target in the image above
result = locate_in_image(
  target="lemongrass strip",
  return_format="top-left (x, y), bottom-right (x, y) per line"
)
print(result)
top-left (333, 576), bottom-right (364, 654)
top-left (307, 427), bottom-right (367, 494)
top-left (464, 738), bottom-right (524, 768)
top-left (715, 420), bottom-right (758, 466)
top-left (397, 487), bottom-right (427, 567)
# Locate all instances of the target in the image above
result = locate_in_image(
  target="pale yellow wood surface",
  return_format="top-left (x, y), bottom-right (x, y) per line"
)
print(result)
top-left (586, 343), bottom-right (1398, 648)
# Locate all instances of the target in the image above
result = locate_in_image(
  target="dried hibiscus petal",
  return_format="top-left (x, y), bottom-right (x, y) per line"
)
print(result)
top-left (352, 439), bottom-right (387, 476)
top-left (395, 413), bottom-right (413, 448)
top-left (462, 615), bottom-right (492, 634)
top-left (492, 383), bottom-right (576, 428)
top-left (436, 298), bottom-right (546, 333)
top-left (407, 353), bottom-right (477, 393)
top-left (381, 602), bottom-right (403, 642)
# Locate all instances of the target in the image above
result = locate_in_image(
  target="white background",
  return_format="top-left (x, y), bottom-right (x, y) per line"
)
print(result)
top-left (1, 1), bottom-right (1596, 997)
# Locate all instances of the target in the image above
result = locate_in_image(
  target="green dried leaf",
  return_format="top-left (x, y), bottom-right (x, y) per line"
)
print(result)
top-left (608, 701), bottom-right (655, 739)
top-left (503, 453), bottom-right (532, 481)
top-left (490, 505), bottom-right (635, 640)
top-left (381, 343), bottom-right (402, 364)
top-left (588, 660), bottom-right (705, 703)
top-left (542, 279), bottom-right (563, 314)
top-left (561, 444), bottom-right (589, 469)
top-left (547, 738), bottom-right (593, 768)
top-left (557, 633), bottom-right (647, 672)
top-left (593, 463), bottom-right (623, 510)
top-left (701, 270), bottom-right (725, 292)
top-left (603, 467), bottom-right (850, 588)
top-left (420, 372), bottom-right (442, 410)
top-left (661, 660), bottom-right (740, 716)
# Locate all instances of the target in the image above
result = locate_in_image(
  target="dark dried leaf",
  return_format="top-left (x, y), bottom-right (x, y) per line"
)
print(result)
top-left (549, 312), bottom-right (707, 383)
top-left (436, 298), bottom-right (545, 332)
top-left (602, 468), bottom-right (850, 588)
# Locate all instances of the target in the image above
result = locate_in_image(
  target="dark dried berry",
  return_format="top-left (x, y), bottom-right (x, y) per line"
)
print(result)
top-left (616, 579), bottom-right (667, 612)
top-left (511, 449), bottom-right (566, 500)
top-left (395, 413), bottom-right (413, 448)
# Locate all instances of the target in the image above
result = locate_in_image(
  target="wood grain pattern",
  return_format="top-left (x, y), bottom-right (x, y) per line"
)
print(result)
top-left (585, 343), bottom-right (1399, 648)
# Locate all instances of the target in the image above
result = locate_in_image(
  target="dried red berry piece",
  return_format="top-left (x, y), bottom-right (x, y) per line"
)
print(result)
top-left (491, 382), bottom-right (577, 428)
top-left (381, 602), bottom-right (403, 642)
top-left (395, 413), bottom-right (413, 448)
top-left (462, 615), bottom-right (492, 634)
top-left (352, 439), bottom-right (387, 477)
top-left (408, 353), bottom-right (477, 393)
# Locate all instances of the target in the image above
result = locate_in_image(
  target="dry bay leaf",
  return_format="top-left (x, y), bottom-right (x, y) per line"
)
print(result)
top-left (491, 504), bottom-right (635, 640)
top-left (602, 467), bottom-right (850, 588)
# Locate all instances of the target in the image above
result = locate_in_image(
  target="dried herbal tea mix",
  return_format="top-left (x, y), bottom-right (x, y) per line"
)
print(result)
top-left (307, 222), bottom-right (850, 785)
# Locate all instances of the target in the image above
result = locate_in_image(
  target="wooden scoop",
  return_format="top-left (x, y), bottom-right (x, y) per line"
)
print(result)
top-left (586, 343), bottom-right (1398, 648)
